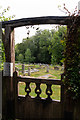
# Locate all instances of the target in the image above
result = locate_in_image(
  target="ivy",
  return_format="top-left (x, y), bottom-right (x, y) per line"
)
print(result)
top-left (62, 5), bottom-right (80, 100)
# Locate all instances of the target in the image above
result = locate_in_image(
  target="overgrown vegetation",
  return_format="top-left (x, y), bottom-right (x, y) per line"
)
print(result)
top-left (62, 4), bottom-right (80, 100)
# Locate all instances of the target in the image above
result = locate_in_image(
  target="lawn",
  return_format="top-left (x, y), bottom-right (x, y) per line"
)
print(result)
top-left (15, 63), bottom-right (63, 79)
top-left (16, 63), bottom-right (64, 101)
top-left (19, 82), bottom-right (61, 100)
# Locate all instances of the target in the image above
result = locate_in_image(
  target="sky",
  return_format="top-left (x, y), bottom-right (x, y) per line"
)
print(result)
top-left (0, 0), bottom-right (80, 44)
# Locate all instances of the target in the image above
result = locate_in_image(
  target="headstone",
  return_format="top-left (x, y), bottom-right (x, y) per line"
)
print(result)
top-left (28, 67), bottom-right (31, 76)
top-left (54, 66), bottom-right (59, 70)
top-left (46, 65), bottom-right (49, 73)
top-left (42, 66), bottom-right (45, 69)
top-left (39, 63), bottom-right (42, 67)
top-left (22, 64), bottom-right (25, 75)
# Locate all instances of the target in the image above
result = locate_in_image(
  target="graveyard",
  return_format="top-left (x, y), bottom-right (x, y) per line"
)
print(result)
top-left (15, 63), bottom-right (64, 79)
top-left (15, 63), bottom-right (64, 100)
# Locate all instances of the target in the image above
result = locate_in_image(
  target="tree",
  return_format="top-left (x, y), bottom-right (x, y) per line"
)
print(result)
top-left (49, 26), bottom-right (67, 65)
top-left (17, 54), bottom-right (24, 63)
top-left (15, 27), bottom-right (67, 64)
top-left (32, 30), bottom-right (52, 63)
top-left (25, 48), bottom-right (32, 63)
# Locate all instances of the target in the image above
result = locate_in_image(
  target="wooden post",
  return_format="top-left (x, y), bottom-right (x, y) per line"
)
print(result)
top-left (4, 26), bottom-right (15, 72)
top-left (0, 23), bottom-right (2, 120)
top-left (2, 25), bottom-right (15, 120)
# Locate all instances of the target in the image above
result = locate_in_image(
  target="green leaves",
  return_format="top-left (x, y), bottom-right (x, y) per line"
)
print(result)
top-left (0, 6), bottom-right (15, 21)
top-left (0, 6), bottom-right (15, 63)
top-left (49, 26), bottom-right (67, 65)
top-left (65, 22), bottom-right (80, 99)
top-left (17, 54), bottom-right (24, 63)
top-left (15, 26), bottom-right (67, 65)
top-left (25, 48), bottom-right (32, 63)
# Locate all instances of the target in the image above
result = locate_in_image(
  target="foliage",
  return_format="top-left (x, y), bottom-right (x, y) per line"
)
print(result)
top-left (65, 23), bottom-right (80, 100)
top-left (0, 42), bottom-right (5, 63)
top-left (25, 48), bottom-right (35, 63)
top-left (49, 26), bottom-right (67, 65)
top-left (15, 26), bottom-right (66, 65)
top-left (62, 4), bottom-right (80, 100)
top-left (17, 54), bottom-right (24, 63)
top-left (0, 6), bottom-right (15, 62)
top-left (0, 6), bottom-right (15, 21)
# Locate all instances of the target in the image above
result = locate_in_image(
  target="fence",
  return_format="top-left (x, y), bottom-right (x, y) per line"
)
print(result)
top-left (13, 71), bottom-right (64, 119)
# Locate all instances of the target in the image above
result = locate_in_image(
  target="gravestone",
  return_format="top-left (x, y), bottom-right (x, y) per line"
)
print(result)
top-left (22, 64), bottom-right (25, 75)
top-left (54, 66), bottom-right (59, 70)
top-left (28, 67), bottom-right (31, 76)
top-left (39, 63), bottom-right (42, 67)
top-left (46, 65), bottom-right (49, 73)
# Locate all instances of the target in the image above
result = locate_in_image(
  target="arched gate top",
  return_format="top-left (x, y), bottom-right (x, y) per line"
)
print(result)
top-left (2, 16), bottom-right (71, 28)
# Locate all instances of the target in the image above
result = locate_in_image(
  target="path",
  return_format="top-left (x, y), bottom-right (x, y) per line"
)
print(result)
top-left (21, 74), bottom-right (54, 79)
top-left (38, 74), bottom-right (54, 79)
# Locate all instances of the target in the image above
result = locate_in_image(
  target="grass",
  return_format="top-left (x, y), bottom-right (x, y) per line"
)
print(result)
top-left (16, 63), bottom-right (64, 101)
top-left (19, 82), bottom-right (61, 100)
top-left (16, 63), bottom-right (63, 79)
